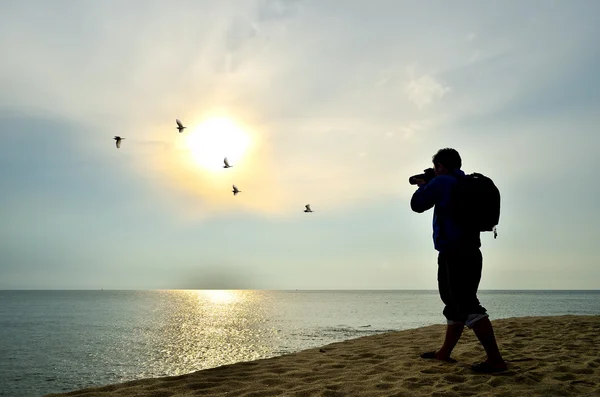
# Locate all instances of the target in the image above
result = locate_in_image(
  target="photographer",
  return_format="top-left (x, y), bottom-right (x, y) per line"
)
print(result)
top-left (410, 148), bottom-right (507, 374)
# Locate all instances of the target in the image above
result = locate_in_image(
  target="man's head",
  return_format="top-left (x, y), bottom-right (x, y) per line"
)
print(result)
top-left (432, 148), bottom-right (461, 176)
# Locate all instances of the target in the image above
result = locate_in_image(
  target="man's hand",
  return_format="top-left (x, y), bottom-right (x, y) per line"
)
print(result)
top-left (414, 178), bottom-right (427, 187)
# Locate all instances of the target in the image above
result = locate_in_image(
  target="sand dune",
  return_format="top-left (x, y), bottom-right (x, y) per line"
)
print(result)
top-left (46, 315), bottom-right (600, 397)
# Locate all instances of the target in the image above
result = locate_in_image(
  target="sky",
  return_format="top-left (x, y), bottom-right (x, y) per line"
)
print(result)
top-left (1, 0), bottom-right (599, 290)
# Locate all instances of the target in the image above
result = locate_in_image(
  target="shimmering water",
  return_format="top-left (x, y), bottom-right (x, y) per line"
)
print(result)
top-left (0, 290), bottom-right (598, 397)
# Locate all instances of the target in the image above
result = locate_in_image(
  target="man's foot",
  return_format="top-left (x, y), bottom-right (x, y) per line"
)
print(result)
top-left (420, 350), bottom-right (457, 363)
top-left (471, 360), bottom-right (508, 374)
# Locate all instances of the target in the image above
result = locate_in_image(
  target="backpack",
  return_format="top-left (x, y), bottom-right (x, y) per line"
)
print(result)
top-left (451, 172), bottom-right (500, 238)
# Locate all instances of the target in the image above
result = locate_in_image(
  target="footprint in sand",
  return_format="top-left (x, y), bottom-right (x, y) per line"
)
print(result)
top-left (186, 382), bottom-right (219, 390)
top-left (443, 374), bottom-right (467, 383)
top-left (375, 382), bottom-right (394, 390)
top-left (420, 368), bottom-right (443, 375)
top-left (572, 367), bottom-right (595, 375)
top-left (322, 390), bottom-right (345, 397)
top-left (487, 377), bottom-right (505, 387)
top-left (554, 373), bottom-right (577, 381)
top-left (260, 377), bottom-right (286, 386)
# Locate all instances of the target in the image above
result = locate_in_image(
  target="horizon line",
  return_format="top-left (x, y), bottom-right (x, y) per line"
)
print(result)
top-left (1, 288), bottom-right (599, 292)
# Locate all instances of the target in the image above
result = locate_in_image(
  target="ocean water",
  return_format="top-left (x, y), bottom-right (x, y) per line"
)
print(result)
top-left (0, 290), bottom-right (598, 397)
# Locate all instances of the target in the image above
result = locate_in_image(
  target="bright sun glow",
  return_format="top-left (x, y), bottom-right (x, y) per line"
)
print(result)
top-left (184, 117), bottom-right (252, 172)
top-left (199, 290), bottom-right (237, 304)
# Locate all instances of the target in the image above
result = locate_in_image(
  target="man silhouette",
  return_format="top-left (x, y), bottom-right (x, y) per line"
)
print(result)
top-left (411, 148), bottom-right (507, 373)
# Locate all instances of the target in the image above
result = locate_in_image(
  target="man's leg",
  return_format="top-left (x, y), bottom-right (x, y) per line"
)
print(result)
top-left (458, 249), bottom-right (507, 371)
top-left (471, 317), bottom-right (506, 368)
top-left (425, 252), bottom-right (464, 361)
top-left (435, 321), bottom-right (465, 359)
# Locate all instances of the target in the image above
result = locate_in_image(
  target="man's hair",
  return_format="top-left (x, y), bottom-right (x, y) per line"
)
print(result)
top-left (432, 148), bottom-right (462, 171)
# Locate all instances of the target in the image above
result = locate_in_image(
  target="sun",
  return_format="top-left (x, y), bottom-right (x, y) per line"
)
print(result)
top-left (184, 117), bottom-right (252, 172)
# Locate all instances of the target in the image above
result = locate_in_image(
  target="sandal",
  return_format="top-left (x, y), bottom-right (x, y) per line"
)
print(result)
top-left (420, 351), bottom-right (457, 363)
top-left (471, 361), bottom-right (508, 374)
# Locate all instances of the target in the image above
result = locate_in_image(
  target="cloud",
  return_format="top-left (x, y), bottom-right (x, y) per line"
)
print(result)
top-left (173, 263), bottom-right (264, 290)
top-left (399, 120), bottom-right (433, 140)
top-left (218, 0), bottom-right (303, 73)
top-left (226, 19), bottom-right (259, 52)
top-left (257, 0), bottom-right (302, 22)
top-left (405, 75), bottom-right (450, 109)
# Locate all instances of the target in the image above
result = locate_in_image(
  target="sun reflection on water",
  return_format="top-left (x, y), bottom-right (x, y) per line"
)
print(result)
top-left (197, 289), bottom-right (238, 305)
top-left (136, 290), bottom-right (280, 377)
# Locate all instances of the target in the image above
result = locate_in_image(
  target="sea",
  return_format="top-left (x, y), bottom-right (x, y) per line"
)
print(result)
top-left (1, 290), bottom-right (599, 397)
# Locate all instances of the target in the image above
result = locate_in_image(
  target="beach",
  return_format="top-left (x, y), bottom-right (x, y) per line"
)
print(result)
top-left (45, 315), bottom-right (599, 397)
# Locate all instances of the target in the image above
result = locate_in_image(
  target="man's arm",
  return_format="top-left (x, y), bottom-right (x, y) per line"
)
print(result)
top-left (410, 178), bottom-right (439, 213)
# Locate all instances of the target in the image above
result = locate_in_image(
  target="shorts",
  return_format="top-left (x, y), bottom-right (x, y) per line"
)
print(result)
top-left (437, 248), bottom-right (488, 328)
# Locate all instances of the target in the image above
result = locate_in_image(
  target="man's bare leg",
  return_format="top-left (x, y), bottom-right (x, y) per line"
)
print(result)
top-left (435, 322), bottom-right (464, 360)
top-left (471, 317), bottom-right (507, 368)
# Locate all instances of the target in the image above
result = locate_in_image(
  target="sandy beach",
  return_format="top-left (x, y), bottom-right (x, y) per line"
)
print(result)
top-left (46, 315), bottom-right (600, 397)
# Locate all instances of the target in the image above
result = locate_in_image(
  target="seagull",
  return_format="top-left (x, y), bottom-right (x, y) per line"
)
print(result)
top-left (232, 185), bottom-right (241, 196)
top-left (176, 119), bottom-right (186, 133)
top-left (223, 157), bottom-right (232, 168)
top-left (304, 204), bottom-right (313, 213)
top-left (114, 136), bottom-right (124, 149)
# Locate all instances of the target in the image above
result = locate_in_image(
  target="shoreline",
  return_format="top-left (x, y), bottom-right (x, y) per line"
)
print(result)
top-left (46, 315), bottom-right (600, 397)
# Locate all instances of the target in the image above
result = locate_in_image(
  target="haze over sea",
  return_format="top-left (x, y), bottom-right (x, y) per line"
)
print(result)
top-left (1, 289), bottom-right (598, 397)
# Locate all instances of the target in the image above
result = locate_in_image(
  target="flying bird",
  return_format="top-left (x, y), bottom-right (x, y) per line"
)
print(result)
top-left (176, 119), bottom-right (186, 133)
top-left (114, 136), bottom-right (124, 149)
top-left (232, 185), bottom-right (241, 196)
top-left (304, 204), bottom-right (313, 213)
top-left (223, 157), bottom-right (232, 168)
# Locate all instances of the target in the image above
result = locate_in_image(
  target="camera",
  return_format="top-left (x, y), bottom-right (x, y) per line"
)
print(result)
top-left (409, 168), bottom-right (435, 185)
